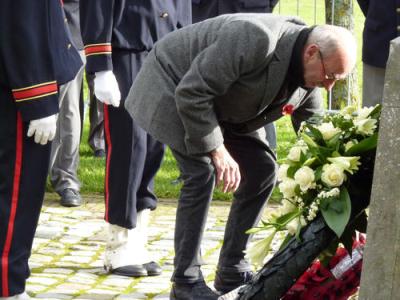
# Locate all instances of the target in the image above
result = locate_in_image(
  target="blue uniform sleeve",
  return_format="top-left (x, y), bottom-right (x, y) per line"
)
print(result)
top-left (0, 0), bottom-right (60, 121)
top-left (80, 0), bottom-right (114, 73)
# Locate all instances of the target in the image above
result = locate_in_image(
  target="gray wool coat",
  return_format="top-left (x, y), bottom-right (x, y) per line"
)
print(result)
top-left (125, 13), bottom-right (323, 155)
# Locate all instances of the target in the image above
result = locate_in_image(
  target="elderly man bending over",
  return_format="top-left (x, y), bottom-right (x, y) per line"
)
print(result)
top-left (125, 14), bottom-right (357, 300)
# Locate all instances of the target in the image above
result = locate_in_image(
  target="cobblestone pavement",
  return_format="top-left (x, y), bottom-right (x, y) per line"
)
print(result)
top-left (28, 194), bottom-right (279, 300)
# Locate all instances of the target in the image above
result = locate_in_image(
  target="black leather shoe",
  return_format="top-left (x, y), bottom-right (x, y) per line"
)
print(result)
top-left (109, 265), bottom-right (147, 277)
top-left (214, 271), bottom-right (253, 294)
top-left (143, 261), bottom-right (162, 276)
top-left (60, 188), bottom-right (82, 207)
top-left (170, 281), bottom-right (219, 300)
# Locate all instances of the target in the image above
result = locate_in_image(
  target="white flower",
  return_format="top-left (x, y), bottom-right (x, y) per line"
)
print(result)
top-left (287, 146), bottom-right (306, 162)
top-left (279, 199), bottom-right (297, 215)
top-left (286, 216), bottom-right (307, 235)
top-left (340, 105), bottom-right (357, 117)
top-left (316, 122), bottom-right (341, 141)
top-left (317, 188), bottom-right (340, 199)
top-left (277, 164), bottom-right (290, 181)
top-left (344, 140), bottom-right (357, 152)
top-left (245, 231), bottom-right (276, 266)
top-left (356, 106), bottom-right (375, 120)
top-left (279, 178), bottom-right (297, 199)
top-left (321, 163), bottom-right (346, 187)
top-left (354, 118), bottom-right (377, 136)
top-left (327, 156), bottom-right (361, 174)
top-left (294, 166), bottom-right (315, 192)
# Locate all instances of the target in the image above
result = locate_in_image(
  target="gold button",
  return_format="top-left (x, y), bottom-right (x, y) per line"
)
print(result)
top-left (160, 12), bottom-right (169, 18)
top-left (67, 43), bottom-right (72, 49)
top-left (397, 7), bottom-right (400, 13)
top-left (397, 25), bottom-right (400, 32)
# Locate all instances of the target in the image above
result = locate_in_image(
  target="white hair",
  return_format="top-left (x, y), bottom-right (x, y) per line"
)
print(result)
top-left (307, 25), bottom-right (357, 67)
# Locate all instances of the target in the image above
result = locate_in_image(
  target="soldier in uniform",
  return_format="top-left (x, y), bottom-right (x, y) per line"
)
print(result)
top-left (80, 0), bottom-right (192, 277)
top-left (357, 0), bottom-right (400, 106)
top-left (0, 0), bottom-right (82, 298)
top-left (192, 0), bottom-right (279, 151)
top-left (49, 0), bottom-right (85, 207)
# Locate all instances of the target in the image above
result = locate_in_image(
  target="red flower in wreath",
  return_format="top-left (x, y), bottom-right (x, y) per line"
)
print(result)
top-left (282, 104), bottom-right (294, 115)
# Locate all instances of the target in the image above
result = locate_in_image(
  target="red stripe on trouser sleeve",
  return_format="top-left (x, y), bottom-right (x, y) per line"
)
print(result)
top-left (103, 104), bottom-right (111, 222)
top-left (1, 112), bottom-right (23, 296)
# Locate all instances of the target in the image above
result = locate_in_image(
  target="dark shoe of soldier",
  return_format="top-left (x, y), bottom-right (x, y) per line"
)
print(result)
top-left (107, 264), bottom-right (148, 277)
top-left (60, 188), bottom-right (82, 207)
top-left (143, 261), bottom-right (162, 276)
top-left (170, 281), bottom-right (219, 300)
top-left (94, 149), bottom-right (106, 158)
top-left (214, 270), bottom-right (253, 294)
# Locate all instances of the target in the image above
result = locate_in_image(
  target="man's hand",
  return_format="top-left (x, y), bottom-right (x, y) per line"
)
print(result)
top-left (27, 114), bottom-right (58, 145)
top-left (94, 70), bottom-right (121, 107)
top-left (210, 144), bottom-right (241, 193)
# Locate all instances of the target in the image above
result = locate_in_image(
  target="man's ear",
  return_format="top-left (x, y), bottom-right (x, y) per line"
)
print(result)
top-left (303, 44), bottom-right (319, 61)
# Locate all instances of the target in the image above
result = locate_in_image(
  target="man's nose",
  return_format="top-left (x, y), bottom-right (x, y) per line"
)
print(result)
top-left (323, 79), bottom-right (336, 91)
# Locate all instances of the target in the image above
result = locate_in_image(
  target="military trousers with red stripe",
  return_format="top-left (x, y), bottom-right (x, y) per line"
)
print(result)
top-left (0, 87), bottom-right (51, 297)
top-left (103, 49), bottom-right (165, 229)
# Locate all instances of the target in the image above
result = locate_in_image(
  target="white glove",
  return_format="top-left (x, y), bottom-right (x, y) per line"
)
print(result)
top-left (94, 70), bottom-right (121, 107)
top-left (27, 114), bottom-right (58, 145)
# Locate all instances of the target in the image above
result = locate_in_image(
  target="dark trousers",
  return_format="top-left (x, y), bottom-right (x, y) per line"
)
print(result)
top-left (0, 88), bottom-right (51, 296)
top-left (171, 132), bottom-right (277, 283)
top-left (104, 49), bottom-right (165, 229)
top-left (86, 72), bottom-right (105, 153)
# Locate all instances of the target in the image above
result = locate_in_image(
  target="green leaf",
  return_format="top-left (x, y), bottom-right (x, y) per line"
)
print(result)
top-left (320, 186), bottom-right (351, 238)
top-left (326, 132), bottom-right (341, 148)
top-left (301, 132), bottom-right (319, 148)
top-left (275, 211), bottom-right (299, 226)
top-left (345, 133), bottom-right (378, 155)
top-left (287, 165), bottom-right (298, 179)
top-left (340, 229), bottom-right (355, 255)
top-left (278, 233), bottom-right (294, 251)
top-left (368, 104), bottom-right (382, 120)
top-left (303, 157), bottom-right (317, 166)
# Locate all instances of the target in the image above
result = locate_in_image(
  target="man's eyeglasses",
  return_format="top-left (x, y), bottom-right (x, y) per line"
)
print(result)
top-left (318, 50), bottom-right (339, 81)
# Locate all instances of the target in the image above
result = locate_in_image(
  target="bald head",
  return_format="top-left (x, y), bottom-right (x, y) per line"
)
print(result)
top-left (302, 25), bottom-right (357, 90)
top-left (308, 25), bottom-right (357, 71)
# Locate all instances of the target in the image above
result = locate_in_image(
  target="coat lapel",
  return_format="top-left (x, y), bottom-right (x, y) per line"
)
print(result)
top-left (260, 22), bottom-right (305, 109)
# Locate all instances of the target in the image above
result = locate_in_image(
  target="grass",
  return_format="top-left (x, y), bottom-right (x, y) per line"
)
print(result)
top-left (51, 2), bottom-right (366, 201)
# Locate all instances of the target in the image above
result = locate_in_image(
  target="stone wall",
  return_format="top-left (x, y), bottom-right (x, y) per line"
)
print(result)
top-left (359, 37), bottom-right (400, 299)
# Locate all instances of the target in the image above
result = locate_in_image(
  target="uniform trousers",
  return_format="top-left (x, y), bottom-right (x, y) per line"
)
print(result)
top-left (171, 131), bottom-right (277, 283)
top-left (49, 62), bottom-right (84, 193)
top-left (104, 49), bottom-right (165, 229)
top-left (362, 63), bottom-right (386, 107)
top-left (0, 87), bottom-right (51, 297)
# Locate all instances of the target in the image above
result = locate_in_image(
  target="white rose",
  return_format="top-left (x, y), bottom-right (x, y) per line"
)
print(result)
top-left (287, 146), bottom-right (306, 162)
top-left (321, 163), bottom-right (346, 187)
top-left (294, 166), bottom-right (315, 192)
top-left (277, 164), bottom-right (290, 181)
top-left (354, 118), bottom-right (377, 136)
top-left (316, 122), bottom-right (341, 141)
top-left (279, 178), bottom-right (297, 199)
